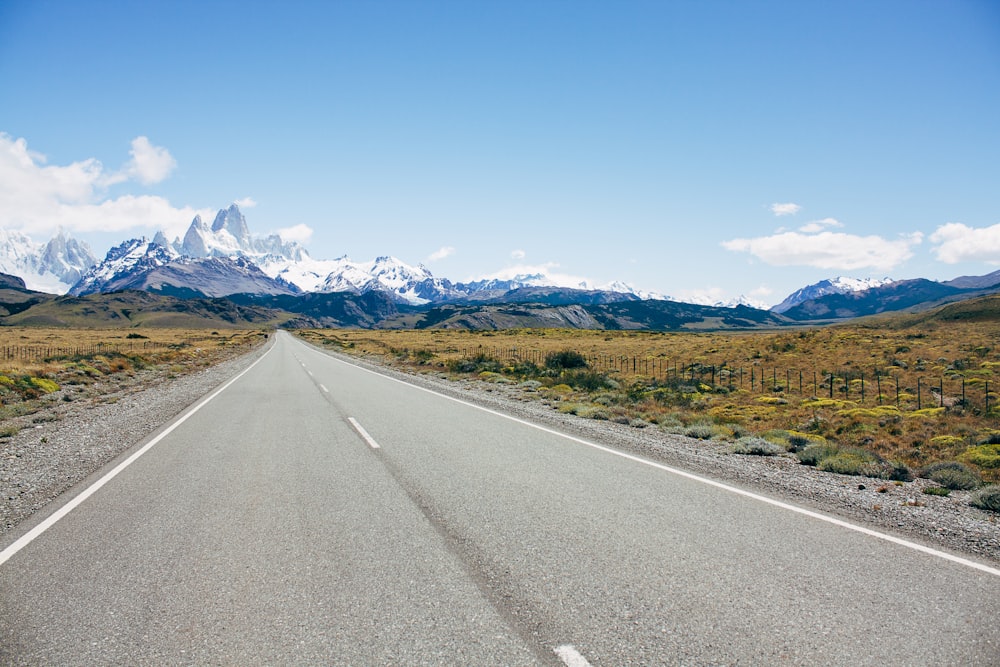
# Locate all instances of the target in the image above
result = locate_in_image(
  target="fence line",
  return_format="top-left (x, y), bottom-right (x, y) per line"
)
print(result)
top-left (0, 339), bottom-right (223, 363)
top-left (461, 346), bottom-right (997, 415)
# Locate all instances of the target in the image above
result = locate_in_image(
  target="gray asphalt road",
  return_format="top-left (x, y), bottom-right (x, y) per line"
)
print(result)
top-left (2, 331), bottom-right (998, 665)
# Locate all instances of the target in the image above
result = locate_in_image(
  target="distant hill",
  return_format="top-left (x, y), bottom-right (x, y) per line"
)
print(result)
top-left (383, 299), bottom-right (789, 331)
top-left (942, 268), bottom-right (1000, 290)
top-left (0, 289), bottom-right (297, 329)
top-left (779, 278), bottom-right (997, 321)
top-left (887, 293), bottom-right (1000, 327)
top-left (0, 272), bottom-right (57, 317)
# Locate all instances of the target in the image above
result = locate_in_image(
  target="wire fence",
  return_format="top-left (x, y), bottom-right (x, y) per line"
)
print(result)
top-left (462, 346), bottom-right (997, 414)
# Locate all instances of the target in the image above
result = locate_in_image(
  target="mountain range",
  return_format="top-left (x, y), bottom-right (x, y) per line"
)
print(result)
top-left (1, 203), bottom-right (999, 329)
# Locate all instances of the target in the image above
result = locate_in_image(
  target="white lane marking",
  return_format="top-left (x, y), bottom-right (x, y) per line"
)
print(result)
top-left (300, 341), bottom-right (1000, 578)
top-left (554, 645), bottom-right (592, 667)
top-left (0, 341), bottom-right (275, 567)
top-left (348, 417), bottom-right (381, 450)
top-left (319, 384), bottom-right (329, 393)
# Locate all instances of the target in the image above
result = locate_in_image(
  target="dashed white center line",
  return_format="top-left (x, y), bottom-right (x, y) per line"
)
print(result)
top-left (347, 417), bottom-right (381, 450)
top-left (554, 644), bottom-right (592, 667)
top-left (319, 384), bottom-right (329, 393)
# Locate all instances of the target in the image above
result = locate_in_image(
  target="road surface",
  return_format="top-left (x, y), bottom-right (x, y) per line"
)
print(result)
top-left (2, 331), bottom-right (998, 665)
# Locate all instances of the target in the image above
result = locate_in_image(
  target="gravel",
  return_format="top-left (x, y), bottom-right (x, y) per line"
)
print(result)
top-left (3, 339), bottom-right (998, 569)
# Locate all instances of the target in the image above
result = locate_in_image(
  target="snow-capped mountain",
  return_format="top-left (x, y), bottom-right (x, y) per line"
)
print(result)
top-left (680, 293), bottom-right (771, 310)
top-left (70, 237), bottom-right (298, 297)
top-left (317, 256), bottom-right (463, 304)
top-left (455, 274), bottom-right (667, 302)
top-left (771, 277), bottom-right (895, 313)
top-left (0, 229), bottom-right (97, 293)
top-left (70, 238), bottom-right (181, 295)
top-left (177, 204), bottom-right (306, 262)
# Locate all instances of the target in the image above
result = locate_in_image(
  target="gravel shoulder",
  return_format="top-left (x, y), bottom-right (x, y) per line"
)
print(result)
top-left (3, 338), bottom-right (998, 570)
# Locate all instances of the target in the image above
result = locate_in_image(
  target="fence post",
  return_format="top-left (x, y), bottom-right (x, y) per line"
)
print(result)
top-left (917, 377), bottom-right (922, 410)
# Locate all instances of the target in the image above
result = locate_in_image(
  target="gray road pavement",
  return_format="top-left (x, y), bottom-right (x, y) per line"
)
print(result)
top-left (2, 331), bottom-right (998, 665)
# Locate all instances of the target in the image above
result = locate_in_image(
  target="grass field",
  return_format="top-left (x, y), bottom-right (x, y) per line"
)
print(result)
top-left (297, 321), bottom-right (1000, 484)
top-left (0, 327), bottom-right (268, 419)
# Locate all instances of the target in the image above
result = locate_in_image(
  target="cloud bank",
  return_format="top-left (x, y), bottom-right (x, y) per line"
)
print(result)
top-left (0, 132), bottom-right (211, 242)
top-left (930, 222), bottom-right (1000, 264)
top-left (723, 227), bottom-right (923, 271)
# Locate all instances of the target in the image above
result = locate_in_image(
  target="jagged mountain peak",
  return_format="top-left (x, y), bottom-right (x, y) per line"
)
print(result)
top-left (211, 203), bottom-right (251, 245)
top-left (0, 228), bottom-right (97, 294)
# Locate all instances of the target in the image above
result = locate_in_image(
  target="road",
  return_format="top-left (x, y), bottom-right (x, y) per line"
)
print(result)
top-left (2, 330), bottom-right (998, 665)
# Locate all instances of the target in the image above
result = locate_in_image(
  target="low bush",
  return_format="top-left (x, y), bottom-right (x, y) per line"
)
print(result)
top-left (970, 485), bottom-right (1000, 513)
top-left (817, 448), bottom-right (880, 476)
top-left (545, 350), bottom-right (588, 370)
top-left (797, 442), bottom-right (842, 466)
top-left (960, 443), bottom-right (1000, 470)
top-left (923, 486), bottom-right (951, 497)
top-left (920, 461), bottom-right (982, 490)
top-left (731, 436), bottom-right (785, 456)
top-left (684, 423), bottom-right (717, 440)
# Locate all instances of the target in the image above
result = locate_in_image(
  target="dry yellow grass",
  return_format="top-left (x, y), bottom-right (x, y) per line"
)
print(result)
top-left (0, 328), bottom-right (268, 414)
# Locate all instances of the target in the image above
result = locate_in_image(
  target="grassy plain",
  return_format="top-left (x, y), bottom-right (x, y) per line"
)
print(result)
top-left (0, 327), bottom-right (268, 419)
top-left (298, 320), bottom-right (1000, 482)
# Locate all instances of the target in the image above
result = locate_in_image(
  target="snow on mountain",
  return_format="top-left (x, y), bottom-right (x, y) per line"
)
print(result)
top-left (316, 256), bottom-right (462, 304)
top-left (69, 236), bottom-right (297, 297)
top-left (678, 293), bottom-right (771, 310)
top-left (0, 229), bottom-right (97, 293)
top-left (771, 277), bottom-right (895, 313)
top-left (70, 238), bottom-right (181, 295)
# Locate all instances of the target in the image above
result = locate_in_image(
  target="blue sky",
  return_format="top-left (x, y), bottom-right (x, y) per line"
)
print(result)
top-left (1, 0), bottom-right (998, 305)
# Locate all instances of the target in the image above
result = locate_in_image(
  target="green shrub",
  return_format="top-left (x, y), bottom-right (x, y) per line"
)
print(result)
top-left (817, 449), bottom-right (880, 476)
top-left (922, 486), bottom-right (951, 497)
top-left (731, 436), bottom-right (785, 456)
top-left (684, 424), bottom-right (716, 440)
top-left (970, 485), bottom-right (1000, 513)
top-left (561, 369), bottom-right (614, 392)
top-left (448, 355), bottom-right (501, 374)
top-left (960, 443), bottom-right (1000, 470)
top-left (920, 461), bottom-right (981, 490)
top-left (797, 442), bottom-right (841, 466)
top-left (545, 350), bottom-right (588, 370)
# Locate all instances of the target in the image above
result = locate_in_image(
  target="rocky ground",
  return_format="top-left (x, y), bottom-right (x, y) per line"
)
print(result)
top-left (2, 340), bottom-right (998, 570)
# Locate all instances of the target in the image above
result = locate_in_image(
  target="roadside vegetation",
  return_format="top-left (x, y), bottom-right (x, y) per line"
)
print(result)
top-left (0, 328), bottom-right (269, 426)
top-left (298, 322), bottom-right (1000, 511)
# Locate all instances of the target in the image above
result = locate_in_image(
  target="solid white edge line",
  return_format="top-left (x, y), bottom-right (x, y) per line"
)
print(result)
top-left (304, 342), bottom-right (1000, 578)
top-left (348, 417), bottom-right (381, 450)
top-left (554, 644), bottom-right (593, 667)
top-left (0, 342), bottom-right (275, 568)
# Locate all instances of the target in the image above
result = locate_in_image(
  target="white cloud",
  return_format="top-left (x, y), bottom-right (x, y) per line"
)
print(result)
top-left (798, 217), bottom-right (843, 233)
top-left (929, 222), bottom-right (1000, 264)
top-left (770, 202), bottom-right (802, 217)
top-left (723, 229), bottom-right (922, 271)
top-left (124, 136), bottom-right (176, 185)
top-left (234, 197), bottom-right (257, 209)
top-left (427, 246), bottom-right (456, 262)
top-left (510, 249), bottom-right (526, 260)
top-left (478, 262), bottom-right (595, 289)
top-left (276, 223), bottom-right (313, 244)
top-left (0, 132), bottom-right (205, 241)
